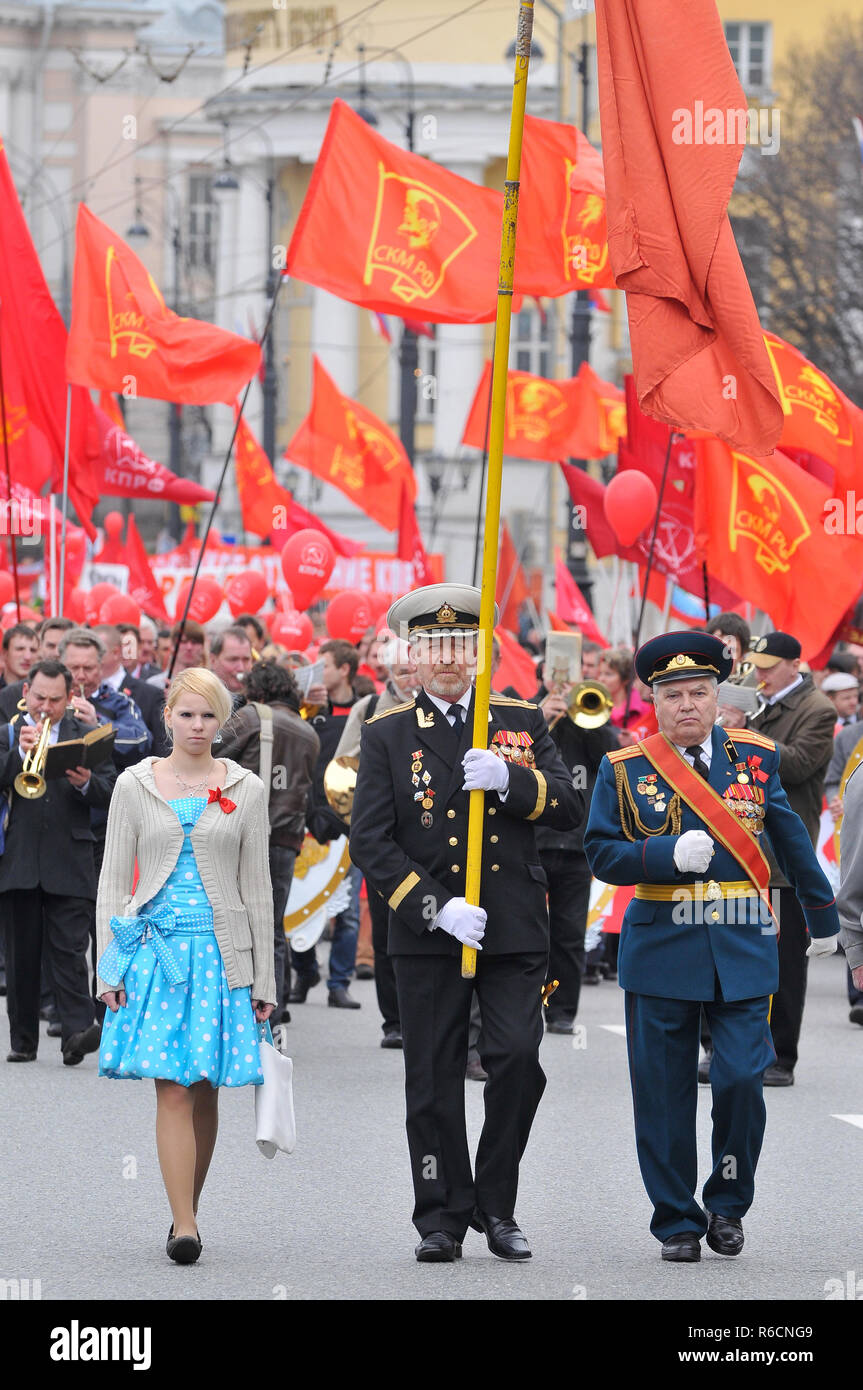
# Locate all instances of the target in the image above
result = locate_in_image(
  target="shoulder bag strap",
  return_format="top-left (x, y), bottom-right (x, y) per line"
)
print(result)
top-left (252, 702), bottom-right (274, 811)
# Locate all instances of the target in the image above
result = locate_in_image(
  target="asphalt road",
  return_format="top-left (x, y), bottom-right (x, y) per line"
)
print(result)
top-left (2, 950), bottom-right (862, 1303)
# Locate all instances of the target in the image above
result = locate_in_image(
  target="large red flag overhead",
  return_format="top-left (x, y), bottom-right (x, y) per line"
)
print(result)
top-left (516, 114), bottom-right (615, 298)
top-left (0, 140), bottom-right (100, 534)
top-left (594, 0), bottom-right (783, 454)
top-left (694, 438), bottom-right (863, 659)
top-left (554, 554), bottom-right (610, 647)
top-left (285, 356), bottom-right (416, 531)
top-left (95, 406), bottom-right (215, 505)
top-left (397, 481), bottom-right (434, 585)
top-left (286, 99), bottom-right (508, 325)
top-left (762, 332), bottom-right (863, 490)
top-left (462, 362), bottom-right (625, 462)
top-left (66, 204), bottom-right (261, 404)
top-left (236, 407), bottom-right (362, 556)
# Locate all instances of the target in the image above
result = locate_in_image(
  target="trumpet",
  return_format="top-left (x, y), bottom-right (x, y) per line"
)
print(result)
top-left (548, 680), bottom-right (613, 731)
top-left (14, 717), bottom-right (51, 799)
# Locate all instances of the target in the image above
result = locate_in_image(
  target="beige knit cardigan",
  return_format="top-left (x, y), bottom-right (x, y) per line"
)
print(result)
top-left (95, 757), bottom-right (276, 1004)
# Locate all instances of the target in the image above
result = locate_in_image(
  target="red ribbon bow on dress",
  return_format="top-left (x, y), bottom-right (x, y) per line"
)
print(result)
top-left (207, 786), bottom-right (237, 813)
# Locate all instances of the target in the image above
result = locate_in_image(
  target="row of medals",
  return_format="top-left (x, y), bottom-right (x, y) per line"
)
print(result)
top-left (411, 750), bottom-right (435, 828)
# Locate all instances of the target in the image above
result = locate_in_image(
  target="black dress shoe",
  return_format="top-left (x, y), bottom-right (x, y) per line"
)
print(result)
top-left (698, 1050), bottom-right (712, 1085)
top-left (355, 964), bottom-right (374, 980)
top-left (46, 1021), bottom-right (62, 1038)
top-left (472, 1210), bottom-right (531, 1261)
top-left (415, 1232), bottom-right (462, 1262)
top-left (763, 1063), bottom-right (794, 1086)
top-left (850, 1005), bottom-right (863, 1026)
top-left (380, 1029), bottom-right (403, 1049)
top-left (465, 1056), bottom-right (488, 1082)
top-left (661, 1232), bottom-right (701, 1262)
top-left (706, 1212), bottom-right (744, 1257)
top-left (62, 1022), bottom-right (102, 1067)
top-left (287, 974), bottom-right (320, 1004)
top-left (6, 1050), bottom-right (37, 1062)
top-left (327, 986), bottom-right (360, 1009)
top-left (545, 1017), bottom-right (575, 1035)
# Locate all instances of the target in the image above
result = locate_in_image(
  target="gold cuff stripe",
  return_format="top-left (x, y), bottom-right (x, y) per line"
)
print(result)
top-left (388, 871), bottom-right (421, 910)
top-left (527, 769), bottom-right (547, 821)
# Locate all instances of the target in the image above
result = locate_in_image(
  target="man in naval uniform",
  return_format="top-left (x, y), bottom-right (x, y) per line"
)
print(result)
top-left (349, 584), bottom-right (583, 1263)
top-left (584, 632), bottom-right (839, 1263)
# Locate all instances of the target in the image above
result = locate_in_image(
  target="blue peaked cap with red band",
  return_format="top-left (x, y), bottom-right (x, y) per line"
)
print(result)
top-left (635, 630), bottom-right (733, 687)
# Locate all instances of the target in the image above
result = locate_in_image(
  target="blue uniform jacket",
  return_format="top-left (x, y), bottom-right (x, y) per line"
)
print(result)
top-left (584, 725), bottom-right (839, 1001)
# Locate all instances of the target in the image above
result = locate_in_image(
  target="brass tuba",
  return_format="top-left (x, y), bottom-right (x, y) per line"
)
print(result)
top-left (549, 680), bottom-right (613, 731)
top-left (14, 718), bottom-right (52, 799)
top-left (323, 755), bottom-right (360, 824)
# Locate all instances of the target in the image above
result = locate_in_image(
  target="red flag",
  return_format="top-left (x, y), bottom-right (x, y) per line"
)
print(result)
top-left (236, 409), bottom-right (362, 557)
top-left (493, 626), bottom-right (539, 699)
top-left (594, 0), bottom-right (783, 454)
top-left (763, 332), bottom-right (863, 491)
top-left (397, 481), bottom-right (433, 585)
top-left (462, 362), bottom-right (625, 462)
top-left (515, 114), bottom-right (615, 297)
top-left (694, 438), bottom-right (863, 659)
top-left (95, 405), bottom-right (215, 506)
top-left (0, 318), bottom-right (54, 495)
top-left (99, 390), bottom-right (125, 430)
top-left (286, 100), bottom-right (508, 325)
top-left (125, 513), bottom-right (170, 621)
top-left (66, 203), bottom-right (261, 404)
top-left (554, 554), bottom-right (610, 647)
top-left (495, 522), bottom-right (530, 629)
top-left (0, 140), bottom-right (100, 534)
top-left (286, 357), bottom-right (416, 531)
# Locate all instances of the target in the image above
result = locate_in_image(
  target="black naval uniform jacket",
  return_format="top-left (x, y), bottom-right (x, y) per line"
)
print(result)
top-left (349, 687), bottom-right (584, 956)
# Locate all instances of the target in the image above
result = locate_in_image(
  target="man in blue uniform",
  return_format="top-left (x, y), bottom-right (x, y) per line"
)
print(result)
top-left (350, 584), bottom-right (583, 1263)
top-left (585, 631), bottom-right (840, 1262)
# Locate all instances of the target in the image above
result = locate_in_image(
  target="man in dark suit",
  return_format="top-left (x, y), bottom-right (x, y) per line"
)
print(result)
top-left (350, 584), bottom-right (583, 1263)
top-left (0, 660), bottom-right (116, 1065)
top-left (92, 623), bottom-right (169, 758)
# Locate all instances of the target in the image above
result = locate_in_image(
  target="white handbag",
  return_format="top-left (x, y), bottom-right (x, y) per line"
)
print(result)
top-left (255, 1023), bottom-right (296, 1158)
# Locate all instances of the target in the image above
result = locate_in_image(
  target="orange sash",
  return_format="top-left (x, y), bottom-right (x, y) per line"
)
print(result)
top-left (638, 733), bottom-right (772, 894)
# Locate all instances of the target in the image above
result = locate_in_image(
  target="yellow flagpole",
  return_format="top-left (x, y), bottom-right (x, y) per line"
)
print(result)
top-left (462, 0), bottom-right (536, 979)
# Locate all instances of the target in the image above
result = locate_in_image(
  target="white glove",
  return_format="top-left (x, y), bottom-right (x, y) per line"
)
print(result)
top-left (673, 829), bottom-right (716, 874)
top-left (806, 933), bottom-right (839, 958)
top-left (432, 897), bottom-right (487, 948)
top-left (462, 748), bottom-right (509, 795)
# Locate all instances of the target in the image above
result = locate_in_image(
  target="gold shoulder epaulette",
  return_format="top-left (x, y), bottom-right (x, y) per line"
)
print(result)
top-left (366, 699), bottom-right (416, 724)
top-left (489, 695), bottom-right (538, 709)
top-left (608, 745), bottom-right (642, 764)
top-left (725, 727), bottom-right (775, 751)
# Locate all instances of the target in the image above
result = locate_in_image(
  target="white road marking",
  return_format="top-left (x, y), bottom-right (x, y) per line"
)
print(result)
top-left (832, 1114), bottom-right (863, 1130)
top-left (600, 1024), bottom-right (627, 1037)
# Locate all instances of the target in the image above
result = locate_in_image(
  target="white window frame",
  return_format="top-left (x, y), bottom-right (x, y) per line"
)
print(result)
top-left (724, 21), bottom-right (773, 94)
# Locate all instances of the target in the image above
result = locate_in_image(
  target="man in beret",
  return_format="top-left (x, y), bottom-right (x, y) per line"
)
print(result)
top-left (745, 631), bottom-right (838, 1085)
top-left (585, 631), bottom-right (839, 1262)
top-left (350, 584), bottom-right (583, 1264)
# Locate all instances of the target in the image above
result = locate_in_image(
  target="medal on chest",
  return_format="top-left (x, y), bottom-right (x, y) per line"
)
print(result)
top-left (722, 758), bottom-right (767, 833)
top-left (410, 749), bottom-right (435, 826)
top-left (491, 728), bottom-right (535, 766)
top-left (636, 772), bottom-right (667, 813)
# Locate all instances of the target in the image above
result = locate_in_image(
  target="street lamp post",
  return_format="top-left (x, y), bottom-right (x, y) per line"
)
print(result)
top-left (355, 45), bottom-right (419, 467)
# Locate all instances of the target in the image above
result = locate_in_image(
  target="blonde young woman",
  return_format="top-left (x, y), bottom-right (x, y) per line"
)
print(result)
top-left (96, 668), bottom-right (276, 1265)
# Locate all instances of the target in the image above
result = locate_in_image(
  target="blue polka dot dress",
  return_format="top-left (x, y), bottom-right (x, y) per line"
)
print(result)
top-left (99, 797), bottom-right (264, 1089)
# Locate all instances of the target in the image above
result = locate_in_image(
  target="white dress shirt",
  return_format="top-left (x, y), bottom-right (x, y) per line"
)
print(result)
top-left (673, 733), bottom-right (713, 771)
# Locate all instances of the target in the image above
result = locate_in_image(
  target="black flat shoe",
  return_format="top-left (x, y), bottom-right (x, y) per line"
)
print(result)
top-left (168, 1224), bottom-right (203, 1253)
top-left (661, 1232), bottom-right (701, 1262)
top-left (472, 1209), bottom-right (531, 1260)
top-left (415, 1232), bottom-right (462, 1262)
top-left (62, 1022), bottom-right (102, 1067)
top-left (6, 1050), bottom-right (37, 1062)
top-left (706, 1213), bottom-right (744, 1257)
top-left (166, 1226), bottom-right (202, 1264)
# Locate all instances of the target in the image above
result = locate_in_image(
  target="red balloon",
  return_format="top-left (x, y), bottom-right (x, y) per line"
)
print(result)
top-left (103, 511), bottom-right (125, 540)
top-left (1, 604), bottom-right (40, 630)
top-left (326, 590), bottom-right (374, 644)
top-left (280, 529), bottom-right (335, 610)
top-left (100, 593), bottom-right (141, 626)
top-left (225, 571), bottom-right (269, 618)
top-left (174, 576), bottom-right (223, 624)
top-left (270, 610), bottom-right (314, 650)
top-left (0, 573), bottom-right (15, 608)
top-left (65, 588), bottom-right (88, 623)
top-left (603, 471), bottom-right (659, 547)
top-left (85, 583), bottom-right (121, 624)
top-left (367, 591), bottom-right (392, 624)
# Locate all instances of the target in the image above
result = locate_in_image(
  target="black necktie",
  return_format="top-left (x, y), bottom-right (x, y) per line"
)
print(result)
top-left (685, 745), bottom-right (710, 780)
top-left (448, 703), bottom-right (465, 737)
